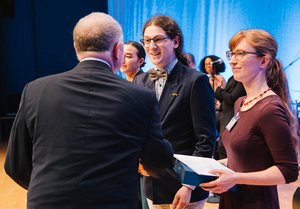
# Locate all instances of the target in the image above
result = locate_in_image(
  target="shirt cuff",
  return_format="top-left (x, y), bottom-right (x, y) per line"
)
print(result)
top-left (182, 184), bottom-right (196, 190)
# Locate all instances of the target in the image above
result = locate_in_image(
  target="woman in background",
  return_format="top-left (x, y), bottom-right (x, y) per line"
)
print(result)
top-left (214, 75), bottom-right (246, 160)
top-left (199, 55), bottom-right (226, 92)
top-left (199, 55), bottom-right (226, 115)
top-left (200, 29), bottom-right (299, 209)
top-left (120, 41), bottom-right (145, 82)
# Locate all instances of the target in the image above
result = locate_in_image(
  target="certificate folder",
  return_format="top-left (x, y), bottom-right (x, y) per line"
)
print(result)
top-left (175, 160), bottom-right (217, 185)
top-left (174, 154), bottom-right (237, 191)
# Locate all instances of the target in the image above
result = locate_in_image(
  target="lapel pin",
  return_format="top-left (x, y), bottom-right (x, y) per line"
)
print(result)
top-left (171, 93), bottom-right (178, 97)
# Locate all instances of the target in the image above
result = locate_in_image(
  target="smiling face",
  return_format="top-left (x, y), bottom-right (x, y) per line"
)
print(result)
top-left (229, 39), bottom-right (264, 85)
top-left (120, 44), bottom-right (140, 76)
top-left (143, 25), bottom-right (178, 69)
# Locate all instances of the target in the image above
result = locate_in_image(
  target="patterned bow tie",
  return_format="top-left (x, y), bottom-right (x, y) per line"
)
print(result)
top-left (148, 68), bottom-right (168, 81)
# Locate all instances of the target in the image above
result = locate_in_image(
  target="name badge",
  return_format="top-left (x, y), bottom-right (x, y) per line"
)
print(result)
top-left (225, 112), bottom-right (240, 131)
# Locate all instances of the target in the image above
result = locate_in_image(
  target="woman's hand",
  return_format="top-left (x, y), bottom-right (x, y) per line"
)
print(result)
top-left (200, 169), bottom-right (237, 194)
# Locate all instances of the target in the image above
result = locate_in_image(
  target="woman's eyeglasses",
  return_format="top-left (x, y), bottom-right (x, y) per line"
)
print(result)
top-left (226, 50), bottom-right (262, 60)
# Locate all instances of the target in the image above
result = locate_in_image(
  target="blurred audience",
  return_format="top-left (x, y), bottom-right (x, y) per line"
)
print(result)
top-left (184, 52), bottom-right (197, 70)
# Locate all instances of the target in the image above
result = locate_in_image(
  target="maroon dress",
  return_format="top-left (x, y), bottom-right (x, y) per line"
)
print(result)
top-left (220, 95), bottom-right (298, 209)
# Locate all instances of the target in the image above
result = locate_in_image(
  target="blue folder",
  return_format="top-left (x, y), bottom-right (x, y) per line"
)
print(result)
top-left (174, 159), bottom-right (237, 192)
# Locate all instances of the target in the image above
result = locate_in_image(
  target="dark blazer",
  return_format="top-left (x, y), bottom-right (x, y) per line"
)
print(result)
top-left (135, 69), bottom-right (144, 78)
top-left (134, 61), bottom-right (216, 204)
top-left (215, 76), bottom-right (246, 135)
top-left (4, 60), bottom-right (173, 209)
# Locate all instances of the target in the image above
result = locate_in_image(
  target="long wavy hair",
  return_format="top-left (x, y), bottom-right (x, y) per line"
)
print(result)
top-left (229, 29), bottom-right (299, 148)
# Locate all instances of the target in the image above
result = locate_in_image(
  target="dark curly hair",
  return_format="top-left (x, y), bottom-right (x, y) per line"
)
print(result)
top-left (199, 55), bottom-right (225, 74)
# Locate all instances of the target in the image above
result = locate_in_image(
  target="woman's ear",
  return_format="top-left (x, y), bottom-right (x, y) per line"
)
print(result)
top-left (260, 55), bottom-right (271, 69)
top-left (138, 58), bottom-right (145, 68)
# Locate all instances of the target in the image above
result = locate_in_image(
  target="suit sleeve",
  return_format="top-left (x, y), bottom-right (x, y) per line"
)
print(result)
top-left (191, 75), bottom-right (216, 157)
top-left (140, 91), bottom-right (174, 178)
top-left (215, 80), bottom-right (245, 106)
top-left (4, 84), bottom-right (32, 190)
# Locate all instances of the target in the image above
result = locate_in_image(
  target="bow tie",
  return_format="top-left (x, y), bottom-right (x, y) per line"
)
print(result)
top-left (148, 68), bottom-right (168, 81)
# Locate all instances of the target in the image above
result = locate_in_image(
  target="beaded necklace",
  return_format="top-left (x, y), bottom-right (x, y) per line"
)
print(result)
top-left (242, 88), bottom-right (271, 106)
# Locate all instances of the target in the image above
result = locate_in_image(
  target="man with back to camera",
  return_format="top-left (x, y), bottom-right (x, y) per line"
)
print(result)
top-left (4, 12), bottom-right (173, 209)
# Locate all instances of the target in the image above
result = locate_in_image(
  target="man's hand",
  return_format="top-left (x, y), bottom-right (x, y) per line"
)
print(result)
top-left (138, 163), bottom-right (150, 176)
top-left (171, 185), bottom-right (192, 209)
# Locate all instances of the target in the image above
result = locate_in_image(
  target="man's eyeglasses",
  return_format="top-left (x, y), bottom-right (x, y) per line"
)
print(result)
top-left (226, 50), bottom-right (262, 61)
top-left (140, 35), bottom-right (169, 46)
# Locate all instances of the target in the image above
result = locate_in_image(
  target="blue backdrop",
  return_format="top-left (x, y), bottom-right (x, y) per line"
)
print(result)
top-left (108, 0), bottom-right (300, 102)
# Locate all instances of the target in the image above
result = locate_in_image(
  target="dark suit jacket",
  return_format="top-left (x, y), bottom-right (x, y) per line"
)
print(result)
top-left (4, 60), bottom-right (173, 209)
top-left (134, 61), bottom-right (216, 204)
top-left (215, 76), bottom-right (246, 135)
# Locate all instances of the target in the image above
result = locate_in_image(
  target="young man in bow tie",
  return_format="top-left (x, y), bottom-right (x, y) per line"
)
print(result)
top-left (134, 15), bottom-right (216, 209)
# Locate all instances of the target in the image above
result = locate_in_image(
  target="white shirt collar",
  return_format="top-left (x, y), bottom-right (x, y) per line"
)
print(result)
top-left (156, 58), bottom-right (178, 74)
top-left (80, 57), bottom-right (111, 68)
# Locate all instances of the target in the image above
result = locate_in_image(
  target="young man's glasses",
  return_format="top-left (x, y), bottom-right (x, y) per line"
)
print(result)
top-left (226, 50), bottom-right (262, 61)
top-left (140, 35), bottom-right (169, 47)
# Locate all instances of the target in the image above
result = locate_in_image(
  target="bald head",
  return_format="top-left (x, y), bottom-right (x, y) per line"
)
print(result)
top-left (72, 12), bottom-right (124, 72)
top-left (73, 12), bottom-right (123, 53)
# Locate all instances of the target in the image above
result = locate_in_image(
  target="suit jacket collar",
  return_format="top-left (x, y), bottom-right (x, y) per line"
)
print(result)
top-left (144, 72), bottom-right (156, 89)
top-left (135, 69), bottom-right (144, 78)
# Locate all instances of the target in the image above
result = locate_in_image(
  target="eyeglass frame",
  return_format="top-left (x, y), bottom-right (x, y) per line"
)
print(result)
top-left (226, 50), bottom-right (262, 61)
top-left (140, 35), bottom-right (170, 46)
